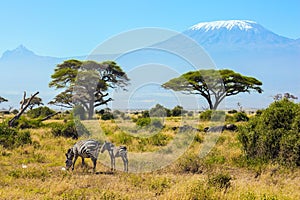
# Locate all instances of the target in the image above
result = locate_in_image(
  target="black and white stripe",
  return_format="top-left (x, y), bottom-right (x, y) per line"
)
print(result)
top-left (65, 139), bottom-right (101, 172)
top-left (100, 141), bottom-right (128, 172)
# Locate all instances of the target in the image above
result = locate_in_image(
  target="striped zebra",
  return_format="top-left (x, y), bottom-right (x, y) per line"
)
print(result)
top-left (100, 141), bottom-right (128, 172)
top-left (65, 139), bottom-right (101, 173)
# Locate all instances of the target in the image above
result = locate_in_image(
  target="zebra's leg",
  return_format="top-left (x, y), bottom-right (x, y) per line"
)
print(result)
top-left (72, 155), bottom-right (79, 171)
top-left (81, 157), bottom-right (85, 167)
top-left (121, 156), bottom-right (127, 172)
top-left (91, 158), bottom-right (97, 173)
top-left (110, 155), bottom-right (115, 171)
top-left (124, 154), bottom-right (128, 172)
top-left (109, 151), bottom-right (115, 171)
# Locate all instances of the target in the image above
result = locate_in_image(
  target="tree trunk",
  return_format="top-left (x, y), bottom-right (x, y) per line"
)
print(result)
top-left (9, 91), bottom-right (39, 127)
top-left (88, 101), bottom-right (94, 120)
top-left (40, 111), bottom-right (61, 121)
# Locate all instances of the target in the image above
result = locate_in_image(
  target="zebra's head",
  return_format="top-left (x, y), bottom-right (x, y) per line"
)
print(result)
top-left (65, 148), bottom-right (74, 169)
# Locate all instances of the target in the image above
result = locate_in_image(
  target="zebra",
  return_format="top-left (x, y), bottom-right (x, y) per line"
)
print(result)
top-left (65, 139), bottom-right (101, 173)
top-left (100, 141), bottom-right (128, 172)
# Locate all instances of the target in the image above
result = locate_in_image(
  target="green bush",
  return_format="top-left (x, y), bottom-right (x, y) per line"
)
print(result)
top-left (148, 132), bottom-right (171, 146)
top-left (200, 110), bottom-right (225, 121)
top-left (233, 112), bottom-right (249, 122)
top-left (0, 122), bottom-right (32, 149)
top-left (238, 99), bottom-right (300, 166)
top-left (72, 105), bottom-right (86, 120)
top-left (136, 117), bottom-right (151, 127)
top-left (101, 112), bottom-right (114, 120)
top-left (50, 119), bottom-right (90, 139)
top-left (15, 116), bottom-right (43, 129)
top-left (27, 106), bottom-right (55, 119)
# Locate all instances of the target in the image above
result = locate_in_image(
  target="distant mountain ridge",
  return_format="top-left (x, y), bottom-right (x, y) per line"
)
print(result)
top-left (0, 20), bottom-right (299, 109)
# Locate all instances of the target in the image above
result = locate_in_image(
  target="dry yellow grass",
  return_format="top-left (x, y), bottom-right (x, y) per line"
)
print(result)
top-left (0, 117), bottom-right (299, 199)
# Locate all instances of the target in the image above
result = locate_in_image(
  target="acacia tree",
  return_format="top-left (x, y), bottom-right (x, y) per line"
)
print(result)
top-left (49, 59), bottom-right (129, 119)
top-left (20, 96), bottom-right (43, 109)
top-left (162, 69), bottom-right (263, 110)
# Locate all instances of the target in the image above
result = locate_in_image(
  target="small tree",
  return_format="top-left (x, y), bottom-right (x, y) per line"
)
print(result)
top-left (9, 91), bottom-right (39, 127)
top-left (21, 96), bottom-right (43, 110)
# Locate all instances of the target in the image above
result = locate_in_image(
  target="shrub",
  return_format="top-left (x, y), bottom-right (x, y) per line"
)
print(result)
top-left (176, 153), bottom-right (203, 173)
top-left (199, 110), bottom-right (212, 121)
top-left (233, 112), bottom-right (249, 122)
top-left (15, 116), bottom-right (43, 129)
top-left (101, 112), bottom-right (114, 120)
top-left (148, 132), bottom-right (171, 146)
top-left (136, 117), bottom-right (151, 127)
top-left (27, 106), bottom-right (55, 119)
top-left (171, 105), bottom-right (187, 117)
top-left (0, 122), bottom-right (32, 148)
top-left (208, 173), bottom-right (231, 190)
top-left (149, 104), bottom-right (169, 117)
top-left (200, 110), bottom-right (225, 121)
top-left (72, 105), bottom-right (86, 120)
top-left (238, 99), bottom-right (300, 166)
top-left (228, 109), bottom-right (238, 114)
top-left (50, 120), bottom-right (90, 139)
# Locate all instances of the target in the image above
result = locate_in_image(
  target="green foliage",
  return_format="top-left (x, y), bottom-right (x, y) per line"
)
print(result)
top-left (136, 117), bottom-right (151, 127)
top-left (238, 99), bottom-right (300, 166)
top-left (148, 132), bottom-right (171, 146)
top-left (136, 117), bottom-right (164, 131)
top-left (199, 110), bottom-right (212, 121)
top-left (15, 116), bottom-right (43, 129)
top-left (72, 105), bottom-right (86, 120)
top-left (228, 109), bottom-right (238, 114)
top-left (49, 59), bottom-right (129, 119)
top-left (163, 69), bottom-right (263, 110)
top-left (149, 104), bottom-right (169, 117)
top-left (200, 110), bottom-right (225, 121)
top-left (101, 112), bottom-right (114, 121)
top-left (233, 112), bottom-right (249, 122)
top-left (171, 105), bottom-right (187, 116)
top-left (0, 122), bottom-right (32, 149)
top-left (50, 120), bottom-right (90, 139)
top-left (27, 106), bottom-right (55, 119)
top-left (111, 132), bottom-right (132, 145)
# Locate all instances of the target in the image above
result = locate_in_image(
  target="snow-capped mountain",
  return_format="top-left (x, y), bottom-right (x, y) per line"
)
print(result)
top-left (184, 20), bottom-right (295, 47)
top-left (183, 20), bottom-right (300, 108)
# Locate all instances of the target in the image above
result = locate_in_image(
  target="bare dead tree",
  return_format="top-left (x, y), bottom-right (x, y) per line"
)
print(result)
top-left (8, 91), bottom-right (39, 127)
top-left (40, 111), bottom-right (61, 121)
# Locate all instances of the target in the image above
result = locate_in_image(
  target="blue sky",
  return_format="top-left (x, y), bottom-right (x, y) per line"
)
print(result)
top-left (0, 0), bottom-right (299, 57)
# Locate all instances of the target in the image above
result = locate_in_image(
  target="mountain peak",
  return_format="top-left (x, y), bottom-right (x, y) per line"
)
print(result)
top-left (189, 20), bottom-right (257, 32)
top-left (1, 45), bottom-right (36, 60)
top-left (185, 20), bottom-right (294, 47)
